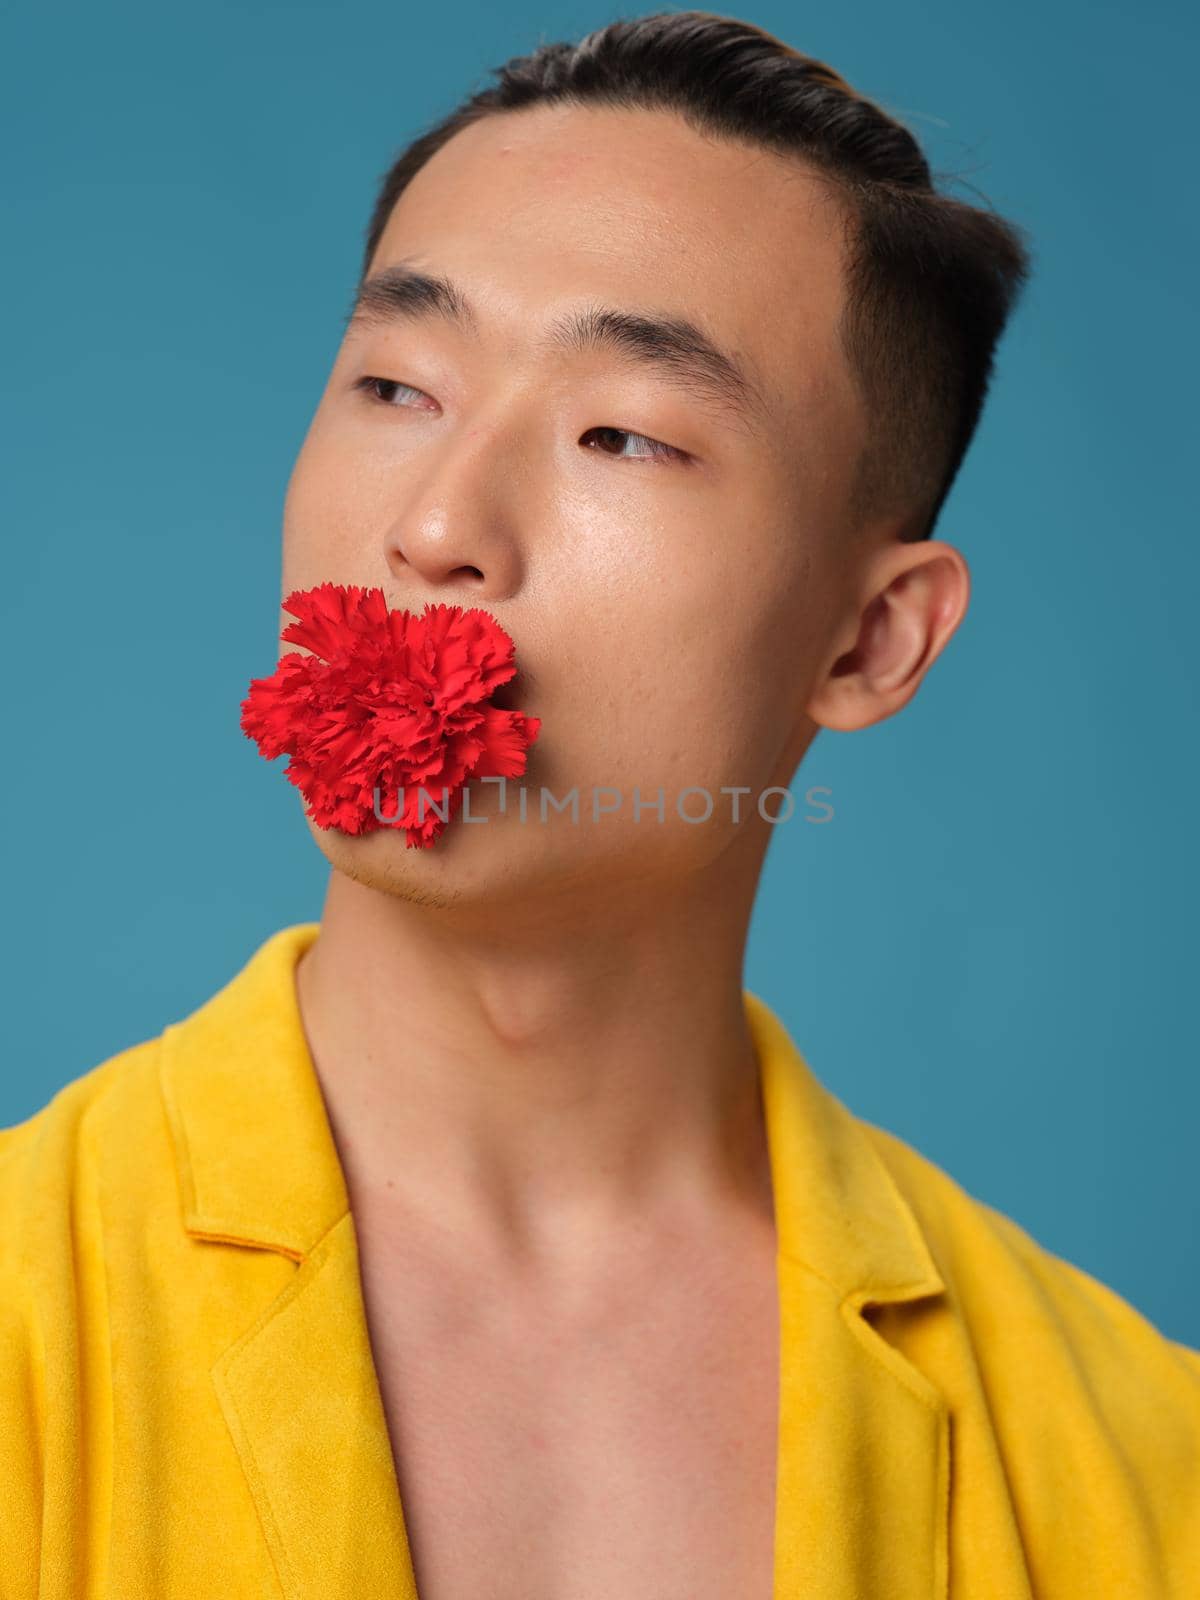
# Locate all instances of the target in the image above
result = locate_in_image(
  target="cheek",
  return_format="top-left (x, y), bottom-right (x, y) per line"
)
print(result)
top-left (638, 562), bottom-right (818, 779)
top-left (557, 601), bottom-right (800, 797)
top-left (553, 512), bottom-right (819, 742)
top-left (281, 427), bottom-right (369, 587)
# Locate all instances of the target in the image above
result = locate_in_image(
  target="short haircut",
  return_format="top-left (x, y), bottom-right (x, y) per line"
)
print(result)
top-left (357, 11), bottom-right (1034, 542)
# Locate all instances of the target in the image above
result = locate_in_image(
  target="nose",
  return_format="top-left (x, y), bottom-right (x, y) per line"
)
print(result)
top-left (382, 435), bottom-right (523, 602)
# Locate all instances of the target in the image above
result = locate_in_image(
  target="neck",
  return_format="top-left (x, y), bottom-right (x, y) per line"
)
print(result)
top-left (295, 859), bottom-right (775, 1278)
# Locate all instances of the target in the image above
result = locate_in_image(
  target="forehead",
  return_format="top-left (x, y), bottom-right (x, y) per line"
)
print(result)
top-left (367, 102), bottom-right (857, 436)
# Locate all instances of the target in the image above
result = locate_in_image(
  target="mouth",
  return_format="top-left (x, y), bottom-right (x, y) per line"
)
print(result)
top-left (490, 670), bottom-right (525, 712)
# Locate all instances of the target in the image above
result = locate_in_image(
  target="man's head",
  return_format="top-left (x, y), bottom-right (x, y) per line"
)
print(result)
top-left (280, 11), bottom-right (1031, 913)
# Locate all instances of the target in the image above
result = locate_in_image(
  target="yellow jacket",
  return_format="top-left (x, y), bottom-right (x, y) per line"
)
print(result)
top-left (2, 921), bottom-right (1198, 1597)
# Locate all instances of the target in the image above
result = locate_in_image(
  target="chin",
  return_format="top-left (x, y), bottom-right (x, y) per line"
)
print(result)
top-left (299, 800), bottom-right (573, 915)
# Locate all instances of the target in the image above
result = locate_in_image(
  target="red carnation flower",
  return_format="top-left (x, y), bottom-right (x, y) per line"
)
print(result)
top-left (240, 582), bottom-right (541, 848)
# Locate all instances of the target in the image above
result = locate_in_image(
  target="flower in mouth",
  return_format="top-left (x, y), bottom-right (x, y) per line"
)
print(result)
top-left (239, 582), bottom-right (541, 848)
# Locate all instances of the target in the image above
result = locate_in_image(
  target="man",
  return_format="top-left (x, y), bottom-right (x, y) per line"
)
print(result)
top-left (3, 12), bottom-right (1198, 1598)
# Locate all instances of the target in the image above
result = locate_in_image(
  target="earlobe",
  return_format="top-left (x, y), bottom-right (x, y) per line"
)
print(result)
top-left (805, 541), bottom-right (971, 733)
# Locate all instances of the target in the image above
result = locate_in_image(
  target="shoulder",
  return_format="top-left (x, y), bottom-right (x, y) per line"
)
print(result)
top-left (0, 1035), bottom-right (164, 1260)
top-left (861, 1112), bottom-right (1200, 1372)
top-left (0, 1033), bottom-right (170, 1335)
top-left (0, 1038), bottom-right (169, 1346)
top-left (858, 1115), bottom-right (1200, 1578)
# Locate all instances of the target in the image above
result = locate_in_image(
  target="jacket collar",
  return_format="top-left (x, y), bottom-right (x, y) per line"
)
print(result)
top-left (159, 922), bottom-right (347, 1260)
top-left (159, 921), bottom-right (950, 1599)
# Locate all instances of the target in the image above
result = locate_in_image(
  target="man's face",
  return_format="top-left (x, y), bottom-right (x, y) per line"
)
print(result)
top-left (281, 102), bottom-right (868, 909)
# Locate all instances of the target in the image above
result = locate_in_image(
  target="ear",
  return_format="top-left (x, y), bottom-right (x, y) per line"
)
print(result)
top-left (806, 540), bottom-right (970, 733)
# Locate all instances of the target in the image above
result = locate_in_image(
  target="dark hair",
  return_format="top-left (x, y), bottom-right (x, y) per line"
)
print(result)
top-left (358, 10), bottom-right (1034, 542)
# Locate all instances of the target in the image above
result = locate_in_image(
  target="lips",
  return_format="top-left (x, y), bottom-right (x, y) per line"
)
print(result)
top-left (490, 669), bottom-right (527, 712)
top-left (239, 583), bottom-right (541, 847)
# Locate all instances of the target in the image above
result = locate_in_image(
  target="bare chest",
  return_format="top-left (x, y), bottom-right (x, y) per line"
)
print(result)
top-left (353, 1218), bottom-right (781, 1600)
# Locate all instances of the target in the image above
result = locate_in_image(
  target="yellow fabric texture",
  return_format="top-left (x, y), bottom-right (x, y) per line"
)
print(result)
top-left (2, 920), bottom-right (1198, 1598)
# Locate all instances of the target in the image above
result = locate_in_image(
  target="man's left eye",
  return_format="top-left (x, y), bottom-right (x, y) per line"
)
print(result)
top-left (579, 426), bottom-right (687, 463)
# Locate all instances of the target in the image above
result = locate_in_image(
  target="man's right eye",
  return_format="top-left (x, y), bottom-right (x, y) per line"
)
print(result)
top-left (352, 375), bottom-right (432, 407)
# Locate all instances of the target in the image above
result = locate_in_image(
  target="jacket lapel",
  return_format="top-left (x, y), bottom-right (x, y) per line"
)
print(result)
top-left (159, 922), bottom-right (419, 1598)
top-left (160, 923), bottom-right (949, 1600)
top-left (209, 1208), bottom-right (419, 1598)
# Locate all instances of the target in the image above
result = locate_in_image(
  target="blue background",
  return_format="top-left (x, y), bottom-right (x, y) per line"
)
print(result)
top-left (3, 1), bottom-right (1197, 1344)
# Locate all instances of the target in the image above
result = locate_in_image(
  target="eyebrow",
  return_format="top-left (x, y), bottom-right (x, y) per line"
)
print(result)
top-left (343, 260), bottom-right (772, 437)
